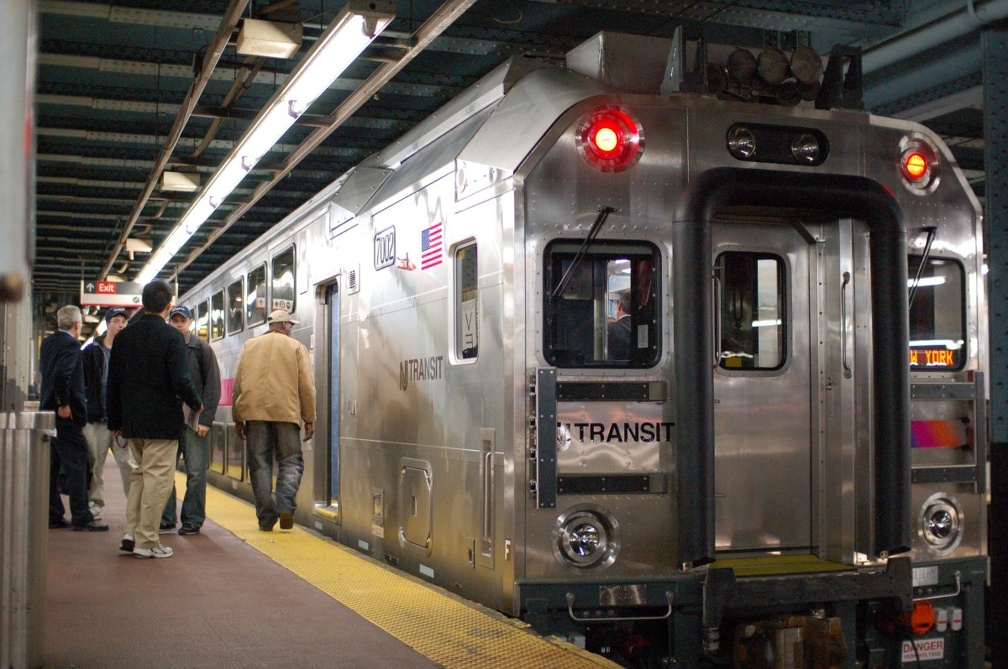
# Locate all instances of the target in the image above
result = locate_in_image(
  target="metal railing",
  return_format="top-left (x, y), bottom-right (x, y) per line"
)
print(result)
top-left (1, 411), bottom-right (55, 669)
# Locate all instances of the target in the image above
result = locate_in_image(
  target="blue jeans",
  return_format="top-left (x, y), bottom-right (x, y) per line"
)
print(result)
top-left (246, 421), bottom-right (303, 528)
top-left (161, 427), bottom-right (210, 527)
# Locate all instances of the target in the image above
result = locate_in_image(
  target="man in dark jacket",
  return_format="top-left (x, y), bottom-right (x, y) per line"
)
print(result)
top-left (108, 280), bottom-right (202, 559)
top-left (81, 306), bottom-right (136, 519)
top-left (40, 305), bottom-right (108, 531)
top-left (160, 305), bottom-right (221, 535)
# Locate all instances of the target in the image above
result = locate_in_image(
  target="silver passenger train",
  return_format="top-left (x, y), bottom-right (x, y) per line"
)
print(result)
top-left (181, 32), bottom-right (987, 668)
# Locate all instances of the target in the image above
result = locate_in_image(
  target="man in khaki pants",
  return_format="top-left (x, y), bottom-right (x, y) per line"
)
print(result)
top-left (107, 280), bottom-right (202, 559)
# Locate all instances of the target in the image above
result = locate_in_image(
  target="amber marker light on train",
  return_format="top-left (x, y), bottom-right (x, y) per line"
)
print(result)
top-left (899, 137), bottom-right (940, 192)
top-left (577, 107), bottom-right (644, 172)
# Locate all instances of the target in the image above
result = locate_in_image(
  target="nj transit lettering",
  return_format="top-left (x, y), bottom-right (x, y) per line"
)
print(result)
top-left (559, 421), bottom-right (674, 443)
top-left (398, 356), bottom-right (445, 391)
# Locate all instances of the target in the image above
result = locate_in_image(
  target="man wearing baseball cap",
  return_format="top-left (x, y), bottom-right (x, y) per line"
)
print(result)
top-left (160, 305), bottom-right (220, 536)
top-left (232, 309), bottom-right (316, 531)
top-left (80, 307), bottom-right (137, 519)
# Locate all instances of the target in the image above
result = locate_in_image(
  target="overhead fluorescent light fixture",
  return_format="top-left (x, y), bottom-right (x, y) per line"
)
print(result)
top-left (135, 1), bottom-right (395, 285)
top-left (237, 19), bottom-right (304, 59)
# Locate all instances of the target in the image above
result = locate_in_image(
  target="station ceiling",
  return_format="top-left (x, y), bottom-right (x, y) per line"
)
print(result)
top-left (34, 0), bottom-right (993, 330)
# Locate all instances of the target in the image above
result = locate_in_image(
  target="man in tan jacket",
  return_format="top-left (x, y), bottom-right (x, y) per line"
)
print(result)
top-left (232, 309), bottom-right (316, 531)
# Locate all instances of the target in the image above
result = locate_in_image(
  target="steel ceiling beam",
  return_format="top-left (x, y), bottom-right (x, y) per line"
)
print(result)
top-left (172, 0), bottom-right (484, 279)
top-left (99, 0), bottom-right (250, 279)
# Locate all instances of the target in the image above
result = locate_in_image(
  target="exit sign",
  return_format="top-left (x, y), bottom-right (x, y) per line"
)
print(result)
top-left (80, 280), bottom-right (143, 307)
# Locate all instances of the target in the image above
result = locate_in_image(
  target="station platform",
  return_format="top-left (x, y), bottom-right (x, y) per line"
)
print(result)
top-left (44, 457), bottom-right (620, 669)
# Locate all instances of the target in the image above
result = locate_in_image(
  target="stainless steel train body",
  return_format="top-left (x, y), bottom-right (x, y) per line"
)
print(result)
top-left (183, 32), bottom-right (987, 668)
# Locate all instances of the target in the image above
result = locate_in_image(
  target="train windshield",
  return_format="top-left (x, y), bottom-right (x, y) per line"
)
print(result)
top-left (543, 241), bottom-right (659, 368)
top-left (909, 256), bottom-right (966, 370)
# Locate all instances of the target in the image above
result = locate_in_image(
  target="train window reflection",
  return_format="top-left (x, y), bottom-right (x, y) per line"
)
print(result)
top-left (196, 300), bottom-right (209, 342)
top-left (226, 278), bottom-right (244, 334)
top-left (909, 256), bottom-right (965, 370)
top-left (717, 252), bottom-right (785, 370)
top-left (272, 246), bottom-right (296, 313)
top-left (247, 264), bottom-right (267, 326)
top-left (544, 241), bottom-right (659, 368)
top-left (454, 242), bottom-right (478, 361)
top-left (210, 291), bottom-right (225, 341)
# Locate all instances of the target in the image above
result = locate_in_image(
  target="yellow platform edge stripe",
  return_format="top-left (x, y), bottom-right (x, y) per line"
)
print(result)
top-left (198, 475), bottom-right (621, 669)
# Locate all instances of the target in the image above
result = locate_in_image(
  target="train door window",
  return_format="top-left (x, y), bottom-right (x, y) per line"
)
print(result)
top-left (909, 256), bottom-right (965, 370)
top-left (196, 299), bottom-right (209, 342)
top-left (543, 241), bottom-right (659, 368)
top-left (226, 278), bottom-right (244, 334)
top-left (210, 290), bottom-right (225, 341)
top-left (454, 241), bottom-right (478, 361)
top-left (717, 252), bottom-right (785, 370)
top-left (271, 246), bottom-right (295, 312)
top-left (247, 263), bottom-right (267, 327)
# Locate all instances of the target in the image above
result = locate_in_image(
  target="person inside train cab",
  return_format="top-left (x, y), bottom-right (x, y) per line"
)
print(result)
top-left (107, 280), bottom-right (203, 559)
top-left (81, 307), bottom-right (137, 520)
top-left (159, 305), bottom-right (221, 536)
top-left (607, 290), bottom-right (633, 361)
top-left (41, 305), bottom-right (108, 532)
top-left (232, 308), bottom-right (316, 532)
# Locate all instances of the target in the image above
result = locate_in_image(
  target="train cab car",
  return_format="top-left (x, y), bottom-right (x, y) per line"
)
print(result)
top-left (183, 31), bottom-right (987, 668)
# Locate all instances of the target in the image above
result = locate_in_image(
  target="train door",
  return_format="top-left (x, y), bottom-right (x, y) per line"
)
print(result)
top-left (711, 220), bottom-right (817, 555)
top-left (325, 282), bottom-right (340, 513)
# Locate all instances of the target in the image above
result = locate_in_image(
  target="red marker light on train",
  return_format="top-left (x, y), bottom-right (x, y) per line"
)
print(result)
top-left (577, 107), bottom-right (644, 172)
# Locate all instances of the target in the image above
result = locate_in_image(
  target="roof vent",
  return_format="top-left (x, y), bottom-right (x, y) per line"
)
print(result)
top-left (566, 32), bottom-right (676, 95)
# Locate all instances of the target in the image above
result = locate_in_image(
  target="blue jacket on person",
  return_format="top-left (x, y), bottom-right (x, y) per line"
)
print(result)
top-left (107, 313), bottom-right (202, 439)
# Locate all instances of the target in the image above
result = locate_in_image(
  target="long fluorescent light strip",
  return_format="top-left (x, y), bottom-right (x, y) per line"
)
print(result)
top-left (136, 1), bottom-right (394, 284)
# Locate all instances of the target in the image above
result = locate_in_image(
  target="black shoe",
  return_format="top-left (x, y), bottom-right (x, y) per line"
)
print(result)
top-left (49, 518), bottom-right (71, 529)
top-left (279, 510), bottom-right (294, 531)
top-left (120, 533), bottom-right (135, 552)
top-left (72, 520), bottom-right (109, 532)
top-left (158, 522), bottom-right (176, 534)
top-left (178, 523), bottom-right (200, 535)
top-left (259, 520), bottom-right (276, 532)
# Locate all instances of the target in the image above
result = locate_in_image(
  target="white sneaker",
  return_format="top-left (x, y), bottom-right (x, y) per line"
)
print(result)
top-left (133, 544), bottom-right (173, 559)
top-left (89, 501), bottom-right (103, 519)
top-left (120, 533), bottom-right (134, 552)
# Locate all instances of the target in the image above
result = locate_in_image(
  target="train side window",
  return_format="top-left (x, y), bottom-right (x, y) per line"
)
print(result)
top-left (543, 241), bottom-right (659, 368)
top-left (196, 300), bottom-right (209, 342)
top-left (272, 246), bottom-right (295, 312)
top-left (247, 264), bottom-right (267, 327)
top-left (717, 252), bottom-right (785, 371)
top-left (226, 277), bottom-right (244, 334)
top-left (454, 242), bottom-right (478, 361)
top-left (210, 290), bottom-right (225, 341)
top-left (909, 256), bottom-right (965, 370)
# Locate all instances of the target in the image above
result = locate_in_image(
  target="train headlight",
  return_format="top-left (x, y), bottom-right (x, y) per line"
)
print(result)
top-left (727, 125), bottom-right (756, 159)
top-left (899, 135), bottom-right (941, 193)
top-left (552, 506), bottom-right (620, 568)
top-left (791, 133), bottom-right (821, 164)
top-left (918, 493), bottom-right (963, 556)
top-left (576, 107), bottom-right (644, 173)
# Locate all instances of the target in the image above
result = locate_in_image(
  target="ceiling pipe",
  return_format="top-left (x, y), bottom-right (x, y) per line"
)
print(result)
top-left (864, 40), bottom-right (979, 108)
top-left (99, 0), bottom-right (250, 279)
top-left (173, 0), bottom-right (483, 278)
top-left (863, 0), bottom-right (1008, 74)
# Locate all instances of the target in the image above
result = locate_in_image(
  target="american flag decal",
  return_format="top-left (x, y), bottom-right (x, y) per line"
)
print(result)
top-left (420, 221), bottom-right (443, 270)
